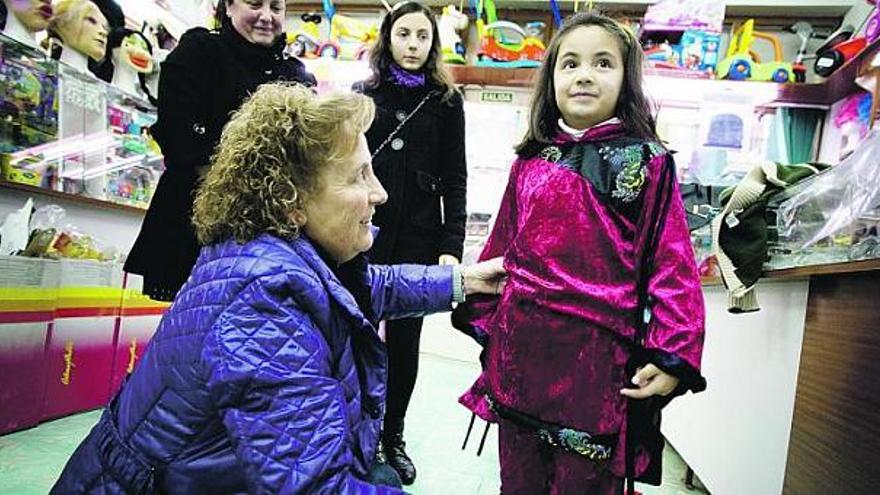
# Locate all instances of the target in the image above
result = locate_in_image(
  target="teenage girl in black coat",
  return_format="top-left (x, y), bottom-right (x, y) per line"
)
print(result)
top-left (125, 0), bottom-right (315, 301)
top-left (355, 1), bottom-right (467, 485)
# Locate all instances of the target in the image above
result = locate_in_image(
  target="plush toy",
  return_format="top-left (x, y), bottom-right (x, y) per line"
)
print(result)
top-left (48, 0), bottom-right (109, 62)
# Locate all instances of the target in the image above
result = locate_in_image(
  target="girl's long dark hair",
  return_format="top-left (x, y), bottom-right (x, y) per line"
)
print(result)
top-left (364, 1), bottom-right (457, 102)
top-left (515, 12), bottom-right (659, 156)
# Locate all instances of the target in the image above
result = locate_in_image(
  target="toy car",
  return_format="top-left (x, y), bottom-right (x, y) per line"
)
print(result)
top-left (717, 19), bottom-right (794, 83)
top-left (477, 21), bottom-right (544, 68)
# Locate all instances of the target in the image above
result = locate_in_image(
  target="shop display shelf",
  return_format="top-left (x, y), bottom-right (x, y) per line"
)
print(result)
top-left (0, 178), bottom-right (148, 215)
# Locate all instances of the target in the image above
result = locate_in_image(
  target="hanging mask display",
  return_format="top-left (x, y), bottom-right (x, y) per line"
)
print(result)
top-left (4, 0), bottom-right (53, 32)
top-left (48, 0), bottom-right (109, 61)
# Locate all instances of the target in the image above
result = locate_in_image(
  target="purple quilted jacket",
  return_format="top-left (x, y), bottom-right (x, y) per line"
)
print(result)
top-left (52, 233), bottom-right (453, 494)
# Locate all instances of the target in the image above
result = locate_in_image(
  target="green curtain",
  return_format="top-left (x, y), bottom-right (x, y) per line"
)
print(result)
top-left (779, 108), bottom-right (824, 164)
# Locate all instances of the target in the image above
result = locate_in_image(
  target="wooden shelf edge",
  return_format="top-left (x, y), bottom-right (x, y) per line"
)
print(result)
top-left (764, 258), bottom-right (880, 279)
top-left (702, 258), bottom-right (880, 287)
top-left (0, 179), bottom-right (148, 215)
top-left (452, 37), bottom-right (880, 106)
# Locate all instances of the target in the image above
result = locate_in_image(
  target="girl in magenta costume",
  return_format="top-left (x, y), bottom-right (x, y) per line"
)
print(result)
top-left (454, 13), bottom-right (706, 494)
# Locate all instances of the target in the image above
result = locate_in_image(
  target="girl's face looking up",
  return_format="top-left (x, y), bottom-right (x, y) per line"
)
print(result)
top-left (553, 25), bottom-right (624, 130)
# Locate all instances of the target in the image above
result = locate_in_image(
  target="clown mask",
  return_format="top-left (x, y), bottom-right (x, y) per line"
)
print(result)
top-left (115, 33), bottom-right (153, 73)
top-left (7, 0), bottom-right (53, 31)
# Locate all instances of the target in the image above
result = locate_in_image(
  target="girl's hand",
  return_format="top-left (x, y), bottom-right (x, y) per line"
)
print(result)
top-left (619, 364), bottom-right (679, 399)
top-left (462, 257), bottom-right (507, 296)
top-left (439, 254), bottom-right (460, 265)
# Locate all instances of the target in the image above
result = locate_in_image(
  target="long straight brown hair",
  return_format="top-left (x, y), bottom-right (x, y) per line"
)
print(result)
top-left (363, 1), bottom-right (458, 102)
top-left (515, 12), bottom-right (659, 156)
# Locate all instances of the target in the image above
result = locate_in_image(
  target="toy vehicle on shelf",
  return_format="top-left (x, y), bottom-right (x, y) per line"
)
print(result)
top-left (473, 0), bottom-right (545, 68)
top-left (717, 19), bottom-right (794, 83)
top-left (477, 21), bottom-right (545, 67)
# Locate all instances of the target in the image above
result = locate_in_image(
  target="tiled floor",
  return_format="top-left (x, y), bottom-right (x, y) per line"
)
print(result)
top-left (0, 354), bottom-right (708, 494)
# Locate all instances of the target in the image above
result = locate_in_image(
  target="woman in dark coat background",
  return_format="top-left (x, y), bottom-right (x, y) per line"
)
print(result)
top-left (124, 0), bottom-right (315, 301)
top-left (354, 1), bottom-right (467, 485)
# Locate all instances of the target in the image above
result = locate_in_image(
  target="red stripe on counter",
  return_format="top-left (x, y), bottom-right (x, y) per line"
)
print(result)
top-left (120, 307), bottom-right (167, 317)
top-left (55, 307), bottom-right (120, 318)
top-left (0, 311), bottom-right (55, 324)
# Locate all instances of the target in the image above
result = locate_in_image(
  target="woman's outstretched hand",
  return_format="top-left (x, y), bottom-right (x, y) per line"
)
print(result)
top-left (462, 257), bottom-right (507, 296)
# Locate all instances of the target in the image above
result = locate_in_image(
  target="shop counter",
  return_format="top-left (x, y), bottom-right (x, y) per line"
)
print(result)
top-left (663, 259), bottom-right (880, 495)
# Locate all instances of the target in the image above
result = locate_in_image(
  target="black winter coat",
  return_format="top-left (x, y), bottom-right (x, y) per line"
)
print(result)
top-left (357, 81), bottom-right (467, 265)
top-left (124, 25), bottom-right (315, 301)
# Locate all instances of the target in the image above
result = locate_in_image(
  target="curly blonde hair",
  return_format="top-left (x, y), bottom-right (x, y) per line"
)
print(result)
top-left (193, 83), bottom-right (375, 245)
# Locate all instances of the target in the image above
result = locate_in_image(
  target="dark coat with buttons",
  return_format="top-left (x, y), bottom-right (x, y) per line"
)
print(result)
top-left (52, 234), bottom-right (454, 494)
top-left (355, 80), bottom-right (467, 265)
top-left (124, 25), bottom-right (316, 301)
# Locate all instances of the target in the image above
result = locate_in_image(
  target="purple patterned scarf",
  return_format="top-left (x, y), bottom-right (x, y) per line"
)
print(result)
top-left (388, 63), bottom-right (426, 88)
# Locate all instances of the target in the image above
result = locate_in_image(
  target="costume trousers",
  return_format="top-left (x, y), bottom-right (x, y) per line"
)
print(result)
top-left (384, 316), bottom-right (424, 420)
top-left (499, 421), bottom-right (623, 495)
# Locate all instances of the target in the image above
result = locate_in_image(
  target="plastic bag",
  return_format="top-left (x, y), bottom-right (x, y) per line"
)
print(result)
top-left (774, 131), bottom-right (880, 252)
top-left (21, 204), bottom-right (65, 257)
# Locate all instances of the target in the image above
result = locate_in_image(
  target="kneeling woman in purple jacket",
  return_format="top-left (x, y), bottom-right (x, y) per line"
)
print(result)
top-left (51, 84), bottom-right (506, 494)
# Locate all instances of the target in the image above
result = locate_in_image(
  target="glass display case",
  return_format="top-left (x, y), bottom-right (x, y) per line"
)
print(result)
top-left (0, 32), bottom-right (163, 210)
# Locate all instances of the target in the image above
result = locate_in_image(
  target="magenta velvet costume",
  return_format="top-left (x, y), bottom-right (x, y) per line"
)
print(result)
top-left (456, 121), bottom-right (706, 487)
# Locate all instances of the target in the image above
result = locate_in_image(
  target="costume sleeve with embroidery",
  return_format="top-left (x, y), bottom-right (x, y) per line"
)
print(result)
top-left (640, 152), bottom-right (706, 394)
top-left (450, 159), bottom-right (521, 345)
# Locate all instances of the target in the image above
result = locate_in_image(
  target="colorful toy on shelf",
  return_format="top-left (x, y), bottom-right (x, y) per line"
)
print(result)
top-left (832, 91), bottom-right (872, 138)
top-left (789, 22), bottom-right (817, 83)
top-left (643, 31), bottom-right (721, 75)
top-left (287, 13), bottom-right (321, 59)
top-left (717, 19), bottom-right (794, 83)
top-left (317, 0), bottom-right (377, 60)
top-left (815, 37), bottom-right (867, 78)
top-left (640, 0), bottom-right (724, 76)
top-left (439, 4), bottom-right (468, 65)
top-left (475, 0), bottom-right (545, 68)
top-left (0, 38), bottom-right (59, 150)
top-left (788, 21), bottom-right (853, 83)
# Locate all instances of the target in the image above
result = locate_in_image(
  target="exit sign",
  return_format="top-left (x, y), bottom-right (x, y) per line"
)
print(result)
top-left (480, 91), bottom-right (514, 103)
